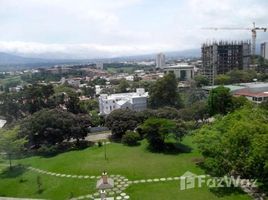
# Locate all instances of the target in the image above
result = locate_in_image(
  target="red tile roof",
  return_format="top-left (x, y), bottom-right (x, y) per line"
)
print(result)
top-left (234, 89), bottom-right (268, 97)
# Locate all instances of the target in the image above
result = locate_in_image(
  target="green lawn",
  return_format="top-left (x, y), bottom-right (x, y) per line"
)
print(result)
top-left (0, 136), bottom-right (251, 200)
top-left (126, 182), bottom-right (250, 200)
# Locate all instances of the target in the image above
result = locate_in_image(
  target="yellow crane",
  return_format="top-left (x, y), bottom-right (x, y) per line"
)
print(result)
top-left (203, 22), bottom-right (267, 57)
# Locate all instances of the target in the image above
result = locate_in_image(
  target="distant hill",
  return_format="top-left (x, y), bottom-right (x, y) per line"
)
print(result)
top-left (0, 49), bottom-right (201, 71)
top-left (0, 52), bottom-right (49, 65)
top-left (0, 52), bottom-right (89, 71)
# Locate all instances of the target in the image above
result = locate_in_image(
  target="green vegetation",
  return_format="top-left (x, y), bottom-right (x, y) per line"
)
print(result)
top-left (140, 118), bottom-right (186, 151)
top-left (0, 75), bottom-right (22, 92)
top-left (149, 73), bottom-right (182, 109)
top-left (208, 86), bottom-right (233, 115)
top-left (105, 109), bottom-right (141, 138)
top-left (208, 86), bottom-right (249, 115)
top-left (121, 131), bottom-right (141, 146)
top-left (0, 167), bottom-right (96, 200)
top-left (194, 75), bottom-right (210, 87)
top-left (195, 107), bottom-right (268, 183)
top-left (0, 136), bottom-right (251, 200)
top-left (214, 69), bottom-right (268, 85)
top-left (0, 127), bottom-right (27, 169)
top-left (126, 181), bottom-right (250, 200)
top-left (20, 109), bottom-right (91, 148)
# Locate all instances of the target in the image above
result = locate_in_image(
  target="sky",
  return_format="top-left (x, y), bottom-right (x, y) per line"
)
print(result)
top-left (0, 0), bottom-right (267, 59)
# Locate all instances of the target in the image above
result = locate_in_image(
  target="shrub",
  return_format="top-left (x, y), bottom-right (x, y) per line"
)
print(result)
top-left (97, 141), bottom-right (103, 147)
top-left (121, 131), bottom-right (140, 146)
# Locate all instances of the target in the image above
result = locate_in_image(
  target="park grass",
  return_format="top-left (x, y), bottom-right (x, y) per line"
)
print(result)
top-left (0, 136), bottom-right (251, 200)
top-left (18, 136), bottom-right (203, 180)
top-left (126, 181), bottom-right (251, 200)
top-left (0, 167), bottom-right (95, 200)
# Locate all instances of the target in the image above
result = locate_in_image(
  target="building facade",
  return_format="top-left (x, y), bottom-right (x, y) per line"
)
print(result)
top-left (156, 53), bottom-right (166, 69)
top-left (202, 41), bottom-right (251, 85)
top-left (261, 42), bottom-right (268, 60)
top-left (99, 88), bottom-right (148, 115)
top-left (163, 64), bottom-right (195, 81)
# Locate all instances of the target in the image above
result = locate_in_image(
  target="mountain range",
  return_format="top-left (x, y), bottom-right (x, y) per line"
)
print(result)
top-left (0, 49), bottom-right (201, 71)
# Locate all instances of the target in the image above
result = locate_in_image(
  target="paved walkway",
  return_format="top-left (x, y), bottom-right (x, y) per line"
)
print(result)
top-left (85, 132), bottom-right (112, 142)
top-left (3, 165), bottom-right (264, 200)
top-left (27, 166), bottom-right (181, 200)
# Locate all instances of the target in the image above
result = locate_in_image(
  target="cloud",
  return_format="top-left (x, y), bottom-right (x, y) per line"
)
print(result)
top-left (0, 0), bottom-right (267, 58)
top-left (0, 41), bottom-right (173, 59)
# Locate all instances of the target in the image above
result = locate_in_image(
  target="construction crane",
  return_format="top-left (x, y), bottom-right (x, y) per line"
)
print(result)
top-left (203, 22), bottom-right (267, 57)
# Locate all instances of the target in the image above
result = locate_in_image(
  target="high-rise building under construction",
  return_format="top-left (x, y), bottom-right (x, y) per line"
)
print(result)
top-left (202, 41), bottom-right (251, 85)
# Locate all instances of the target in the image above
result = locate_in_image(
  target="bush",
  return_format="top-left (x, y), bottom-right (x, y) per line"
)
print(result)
top-left (121, 131), bottom-right (140, 146)
top-left (97, 141), bottom-right (103, 147)
top-left (36, 145), bottom-right (58, 156)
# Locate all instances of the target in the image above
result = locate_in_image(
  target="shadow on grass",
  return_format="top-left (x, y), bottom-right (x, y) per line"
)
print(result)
top-left (147, 142), bottom-right (192, 155)
top-left (25, 141), bottom-right (96, 158)
top-left (210, 187), bottom-right (246, 197)
top-left (0, 164), bottom-right (28, 179)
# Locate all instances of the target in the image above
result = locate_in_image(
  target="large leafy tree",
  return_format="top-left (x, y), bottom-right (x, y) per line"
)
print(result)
top-left (140, 118), bottom-right (186, 151)
top-left (208, 86), bottom-right (233, 115)
top-left (215, 74), bottom-right (231, 85)
top-left (105, 109), bottom-right (141, 138)
top-left (195, 107), bottom-right (268, 182)
top-left (22, 84), bottom-right (54, 114)
top-left (149, 73), bottom-right (182, 109)
top-left (194, 75), bottom-right (209, 87)
top-left (20, 109), bottom-right (91, 147)
top-left (0, 93), bottom-right (21, 122)
top-left (116, 79), bottom-right (130, 93)
top-left (0, 126), bottom-right (27, 169)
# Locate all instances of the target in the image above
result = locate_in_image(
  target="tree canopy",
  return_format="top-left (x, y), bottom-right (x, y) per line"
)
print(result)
top-left (149, 73), bottom-right (182, 109)
top-left (208, 86), bottom-right (233, 115)
top-left (0, 126), bottom-right (27, 169)
top-left (195, 107), bottom-right (268, 182)
top-left (105, 109), bottom-right (142, 138)
top-left (140, 118), bottom-right (186, 151)
top-left (19, 109), bottom-right (91, 148)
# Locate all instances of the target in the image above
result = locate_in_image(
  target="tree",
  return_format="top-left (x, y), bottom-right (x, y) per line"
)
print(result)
top-left (0, 127), bottom-right (27, 169)
top-left (195, 107), bottom-right (268, 182)
top-left (215, 74), bottom-right (231, 85)
top-left (22, 84), bottom-right (55, 114)
top-left (226, 69), bottom-right (257, 84)
top-left (178, 101), bottom-right (209, 122)
top-left (79, 99), bottom-right (99, 113)
top-left (149, 73), bottom-right (182, 109)
top-left (187, 88), bottom-right (207, 105)
top-left (231, 96), bottom-right (249, 111)
top-left (194, 75), bottom-right (209, 87)
top-left (116, 79), bottom-right (130, 93)
top-left (20, 109), bottom-right (91, 148)
top-left (208, 86), bottom-right (233, 115)
top-left (105, 109), bottom-right (141, 138)
top-left (140, 118), bottom-right (186, 151)
top-left (66, 93), bottom-right (83, 114)
top-left (0, 93), bottom-right (21, 122)
top-left (121, 131), bottom-right (140, 146)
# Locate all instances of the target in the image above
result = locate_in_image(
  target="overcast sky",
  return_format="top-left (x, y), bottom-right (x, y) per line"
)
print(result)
top-left (0, 0), bottom-right (267, 58)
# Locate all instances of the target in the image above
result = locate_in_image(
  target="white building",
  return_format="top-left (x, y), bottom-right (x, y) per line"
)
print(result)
top-left (156, 53), bottom-right (166, 69)
top-left (95, 85), bottom-right (102, 95)
top-left (261, 42), bottom-right (268, 60)
top-left (99, 88), bottom-right (148, 115)
top-left (163, 64), bottom-right (195, 81)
